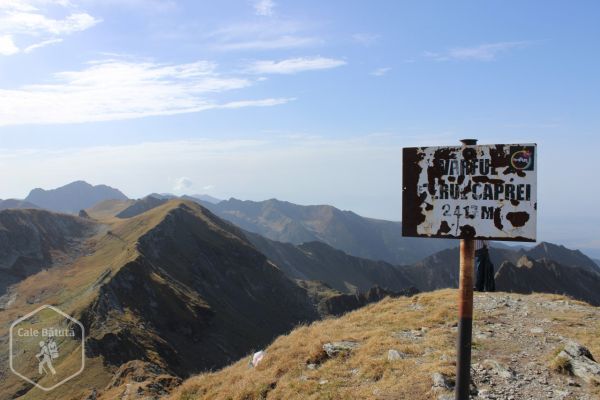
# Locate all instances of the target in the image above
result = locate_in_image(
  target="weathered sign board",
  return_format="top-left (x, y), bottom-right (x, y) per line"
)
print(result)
top-left (402, 143), bottom-right (537, 241)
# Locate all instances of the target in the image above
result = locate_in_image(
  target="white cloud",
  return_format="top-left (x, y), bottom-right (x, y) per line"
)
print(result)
top-left (217, 35), bottom-right (318, 51)
top-left (0, 10), bottom-right (99, 35)
top-left (425, 41), bottom-right (530, 62)
top-left (247, 56), bottom-right (346, 74)
top-left (173, 176), bottom-right (193, 192)
top-left (23, 37), bottom-right (62, 53)
top-left (0, 0), bottom-right (100, 55)
top-left (254, 0), bottom-right (275, 16)
top-left (208, 20), bottom-right (319, 51)
top-left (0, 59), bottom-right (292, 126)
top-left (352, 33), bottom-right (380, 46)
top-left (0, 35), bottom-right (19, 55)
top-left (371, 67), bottom-right (391, 77)
top-left (0, 0), bottom-right (37, 12)
top-left (219, 97), bottom-right (294, 108)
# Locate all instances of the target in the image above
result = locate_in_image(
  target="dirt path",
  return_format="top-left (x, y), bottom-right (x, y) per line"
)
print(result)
top-left (469, 293), bottom-right (600, 400)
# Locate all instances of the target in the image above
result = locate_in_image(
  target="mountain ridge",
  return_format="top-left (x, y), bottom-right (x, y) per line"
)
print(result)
top-left (0, 199), bottom-right (40, 210)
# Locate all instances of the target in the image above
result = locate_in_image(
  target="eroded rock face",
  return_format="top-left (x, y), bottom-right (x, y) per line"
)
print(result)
top-left (553, 341), bottom-right (600, 384)
top-left (0, 209), bottom-right (96, 295)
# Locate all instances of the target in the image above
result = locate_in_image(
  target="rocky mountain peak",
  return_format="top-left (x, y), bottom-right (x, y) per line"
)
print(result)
top-left (517, 255), bottom-right (535, 268)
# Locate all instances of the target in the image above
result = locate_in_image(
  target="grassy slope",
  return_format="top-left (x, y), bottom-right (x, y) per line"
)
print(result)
top-left (170, 289), bottom-right (600, 400)
top-left (0, 200), bottom-right (196, 400)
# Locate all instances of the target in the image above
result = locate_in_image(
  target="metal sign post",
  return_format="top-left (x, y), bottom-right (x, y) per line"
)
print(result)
top-left (455, 139), bottom-right (477, 400)
top-left (456, 237), bottom-right (474, 399)
top-left (401, 138), bottom-right (537, 400)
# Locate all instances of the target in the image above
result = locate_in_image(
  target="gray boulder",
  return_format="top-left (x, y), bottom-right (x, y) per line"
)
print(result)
top-left (322, 341), bottom-right (359, 357)
top-left (552, 341), bottom-right (600, 384)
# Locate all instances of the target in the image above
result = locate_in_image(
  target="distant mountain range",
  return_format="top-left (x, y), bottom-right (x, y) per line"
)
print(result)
top-left (2, 182), bottom-right (600, 398)
top-left (113, 195), bottom-right (458, 264)
top-left (197, 198), bottom-right (456, 264)
top-left (3, 181), bottom-right (219, 214)
top-left (8, 181), bottom-right (600, 268)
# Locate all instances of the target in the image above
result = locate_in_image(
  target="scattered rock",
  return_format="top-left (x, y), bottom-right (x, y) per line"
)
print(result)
top-left (392, 329), bottom-right (424, 341)
top-left (432, 372), bottom-right (453, 389)
top-left (387, 349), bottom-right (404, 361)
top-left (475, 330), bottom-right (493, 340)
top-left (567, 378), bottom-right (580, 387)
top-left (482, 359), bottom-right (516, 380)
top-left (322, 341), bottom-right (359, 357)
top-left (530, 327), bottom-right (544, 334)
top-left (553, 389), bottom-right (570, 399)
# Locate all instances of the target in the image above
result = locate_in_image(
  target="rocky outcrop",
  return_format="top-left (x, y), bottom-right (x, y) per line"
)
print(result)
top-left (322, 341), bottom-right (359, 357)
top-left (552, 341), bottom-right (600, 385)
top-left (79, 209), bottom-right (92, 218)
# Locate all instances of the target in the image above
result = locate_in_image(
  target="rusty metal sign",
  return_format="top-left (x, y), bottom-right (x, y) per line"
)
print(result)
top-left (402, 143), bottom-right (537, 241)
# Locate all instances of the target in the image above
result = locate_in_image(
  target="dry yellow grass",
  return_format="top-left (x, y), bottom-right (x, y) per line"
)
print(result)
top-left (170, 290), bottom-right (600, 400)
top-left (170, 289), bottom-right (460, 400)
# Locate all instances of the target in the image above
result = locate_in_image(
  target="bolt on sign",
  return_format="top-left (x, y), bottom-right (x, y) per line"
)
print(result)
top-left (402, 143), bottom-right (537, 241)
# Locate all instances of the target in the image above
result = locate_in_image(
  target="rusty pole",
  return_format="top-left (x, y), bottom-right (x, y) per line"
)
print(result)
top-left (455, 138), bottom-right (477, 400)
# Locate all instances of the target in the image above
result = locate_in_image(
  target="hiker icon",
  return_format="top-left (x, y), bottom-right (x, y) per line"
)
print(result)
top-left (36, 339), bottom-right (58, 376)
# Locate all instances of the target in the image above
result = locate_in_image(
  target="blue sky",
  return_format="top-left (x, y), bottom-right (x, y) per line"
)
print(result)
top-left (1, 1), bottom-right (599, 254)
